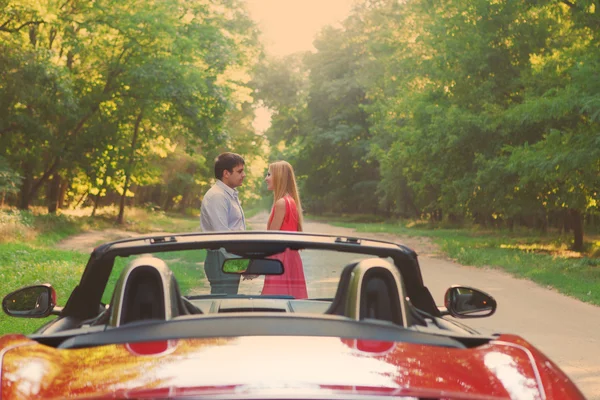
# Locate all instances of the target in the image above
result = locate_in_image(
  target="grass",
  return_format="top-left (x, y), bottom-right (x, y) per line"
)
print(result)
top-left (0, 242), bottom-right (89, 334)
top-left (0, 209), bottom-right (85, 246)
top-left (153, 250), bottom-right (207, 295)
top-left (0, 207), bottom-right (203, 335)
top-left (2, 206), bottom-right (599, 335)
top-left (98, 251), bottom-right (207, 305)
top-left (244, 205), bottom-right (267, 220)
top-left (322, 217), bottom-right (600, 306)
top-left (61, 206), bottom-right (201, 234)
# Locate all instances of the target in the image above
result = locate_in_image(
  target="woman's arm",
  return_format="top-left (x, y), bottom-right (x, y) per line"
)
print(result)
top-left (267, 198), bottom-right (287, 230)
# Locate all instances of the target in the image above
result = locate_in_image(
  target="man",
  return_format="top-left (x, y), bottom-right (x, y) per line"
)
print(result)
top-left (200, 152), bottom-right (246, 294)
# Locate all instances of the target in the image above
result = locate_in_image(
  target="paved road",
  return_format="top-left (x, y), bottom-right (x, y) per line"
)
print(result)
top-left (57, 213), bottom-right (600, 398)
top-left (246, 213), bottom-right (600, 400)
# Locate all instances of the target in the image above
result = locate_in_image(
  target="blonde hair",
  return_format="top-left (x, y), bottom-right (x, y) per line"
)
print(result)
top-left (269, 160), bottom-right (303, 231)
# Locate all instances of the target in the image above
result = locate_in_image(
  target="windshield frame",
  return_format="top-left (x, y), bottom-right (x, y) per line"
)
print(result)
top-left (60, 231), bottom-right (434, 321)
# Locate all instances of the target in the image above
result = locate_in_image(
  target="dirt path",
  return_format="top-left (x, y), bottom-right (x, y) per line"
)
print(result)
top-left (56, 212), bottom-right (599, 399)
top-left (56, 229), bottom-right (142, 252)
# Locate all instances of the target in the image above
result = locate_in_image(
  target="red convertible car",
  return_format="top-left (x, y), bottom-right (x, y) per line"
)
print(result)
top-left (1, 231), bottom-right (585, 399)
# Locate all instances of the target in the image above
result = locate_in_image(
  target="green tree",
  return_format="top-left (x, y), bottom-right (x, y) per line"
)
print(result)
top-left (0, 156), bottom-right (21, 207)
top-left (1, 0), bottom-right (263, 218)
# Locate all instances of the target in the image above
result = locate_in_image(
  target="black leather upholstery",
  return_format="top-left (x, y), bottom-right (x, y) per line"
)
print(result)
top-left (359, 267), bottom-right (403, 325)
top-left (325, 260), bottom-right (404, 327)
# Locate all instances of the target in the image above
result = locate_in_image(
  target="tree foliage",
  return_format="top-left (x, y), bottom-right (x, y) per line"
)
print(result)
top-left (1, 0), bottom-right (263, 219)
top-left (255, 0), bottom-right (599, 250)
top-left (2, 0), bottom-right (599, 250)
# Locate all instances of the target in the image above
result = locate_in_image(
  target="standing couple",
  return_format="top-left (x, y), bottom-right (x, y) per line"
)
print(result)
top-left (200, 152), bottom-right (308, 299)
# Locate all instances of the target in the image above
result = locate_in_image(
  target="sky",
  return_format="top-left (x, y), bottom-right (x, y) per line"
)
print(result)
top-left (244, 0), bottom-right (356, 133)
top-left (245, 0), bottom-right (356, 57)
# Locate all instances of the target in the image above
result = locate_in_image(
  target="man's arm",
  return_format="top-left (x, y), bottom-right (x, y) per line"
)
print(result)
top-left (201, 193), bottom-right (231, 232)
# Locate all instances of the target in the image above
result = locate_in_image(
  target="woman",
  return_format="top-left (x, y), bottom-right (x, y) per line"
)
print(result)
top-left (261, 161), bottom-right (308, 299)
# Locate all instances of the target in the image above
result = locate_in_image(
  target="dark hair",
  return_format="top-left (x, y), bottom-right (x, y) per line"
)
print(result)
top-left (214, 152), bottom-right (245, 180)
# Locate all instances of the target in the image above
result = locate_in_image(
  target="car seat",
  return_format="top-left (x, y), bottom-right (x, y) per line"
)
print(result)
top-left (110, 256), bottom-right (197, 327)
top-left (359, 267), bottom-right (403, 325)
top-left (324, 261), bottom-right (359, 317)
top-left (120, 266), bottom-right (166, 324)
top-left (325, 258), bottom-right (405, 327)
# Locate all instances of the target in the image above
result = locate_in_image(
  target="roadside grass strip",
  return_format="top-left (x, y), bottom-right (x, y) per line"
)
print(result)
top-left (330, 220), bottom-right (600, 306)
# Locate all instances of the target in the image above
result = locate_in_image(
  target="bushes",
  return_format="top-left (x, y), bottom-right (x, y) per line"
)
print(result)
top-left (0, 210), bottom-right (36, 243)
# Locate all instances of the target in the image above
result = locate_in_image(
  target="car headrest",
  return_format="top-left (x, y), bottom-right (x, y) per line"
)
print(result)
top-left (325, 258), bottom-right (407, 327)
top-left (121, 266), bottom-right (165, 324)
top-left (324, 261), bottom-right (359, 317)
top-left (359, 266), bottom-right (403, 326)
top-left (109, 256), bottom-right (192, 327)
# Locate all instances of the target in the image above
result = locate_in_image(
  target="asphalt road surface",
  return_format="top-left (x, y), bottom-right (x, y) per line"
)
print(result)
top-left (246, 212), bottom-right (600, 400)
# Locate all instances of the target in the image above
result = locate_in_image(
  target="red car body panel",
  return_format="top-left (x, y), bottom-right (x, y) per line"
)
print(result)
top-left (0, 333), bottom-right (584, 399)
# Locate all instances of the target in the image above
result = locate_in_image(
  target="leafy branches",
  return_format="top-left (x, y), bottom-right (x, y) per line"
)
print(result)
top-left (1, 0), bottom-right (263, 218)
top-left (255, 0), bottom-right (599, 250)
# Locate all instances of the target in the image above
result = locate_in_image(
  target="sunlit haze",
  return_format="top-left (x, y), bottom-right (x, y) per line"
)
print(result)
top-left (245, 0), bottom-right (356, 57)
top-left (246, 0), bottom-right (356, 134)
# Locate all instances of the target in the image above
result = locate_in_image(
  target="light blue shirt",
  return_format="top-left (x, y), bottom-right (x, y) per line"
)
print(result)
top-left (200, 180), bottom-right (246, 232)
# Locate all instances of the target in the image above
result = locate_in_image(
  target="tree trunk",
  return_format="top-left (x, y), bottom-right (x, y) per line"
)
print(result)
top-left (18, 165), bottom-right (33, 210)
top-left (129, 184), bottom-right (137, 208)
top-left (75, 189), bottom-right (89, 209)
top-left (47, 173), bottom-right (61, 214)
top-left (91, 193), bottom-right (101, 217)
top-left (405, 193), bottom-right (420, 219)
top-left (58, 179), bottom-right (69, 209)
top-left (480, 213), bottom-right (488, 227)
top-left (163, 196), bottom-right (173, 212)
top-left (570, 209), bottom-right (584, 252)
top-left (562, 209), bottom-right (571, 234)
top-left (539, 213), bottom-right (548, 234)
top-left (178, 190), bottom-right (191, 212)
top-left (18, 159), bottom-right (60, 210)
top-left (117, 111), bottom-right (143, 224)
top-left (118, 176), bottom-right (132, 224)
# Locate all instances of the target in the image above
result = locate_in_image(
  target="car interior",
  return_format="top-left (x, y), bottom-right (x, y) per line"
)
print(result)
top-left (53, 253), bottom-right (472, 350)
top-left (49, 250), bottom-right (493, 351)
top-left (120, 266), bottom-right (166, 324)
top-left (42, 253), bottom-right (489, 350)
top-left (6, 234), bottom-right (496, 351)
top-left (109, 255), bottom-right (411, 326)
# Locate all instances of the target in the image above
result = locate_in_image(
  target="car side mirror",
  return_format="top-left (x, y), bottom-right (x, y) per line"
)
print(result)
top-left (444, 285), bottom-right (496, 318)
top-left (2, 284), bottom-right (56, 318)
top-left (222, 258), bottom-right (284, 275)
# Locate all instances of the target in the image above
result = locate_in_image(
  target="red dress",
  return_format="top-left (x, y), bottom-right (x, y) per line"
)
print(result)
top-left (262, 195), bottom-right (308, 299)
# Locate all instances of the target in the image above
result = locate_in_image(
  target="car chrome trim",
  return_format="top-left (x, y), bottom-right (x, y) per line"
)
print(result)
top-left (50, 306), bottom-right (64, 316)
